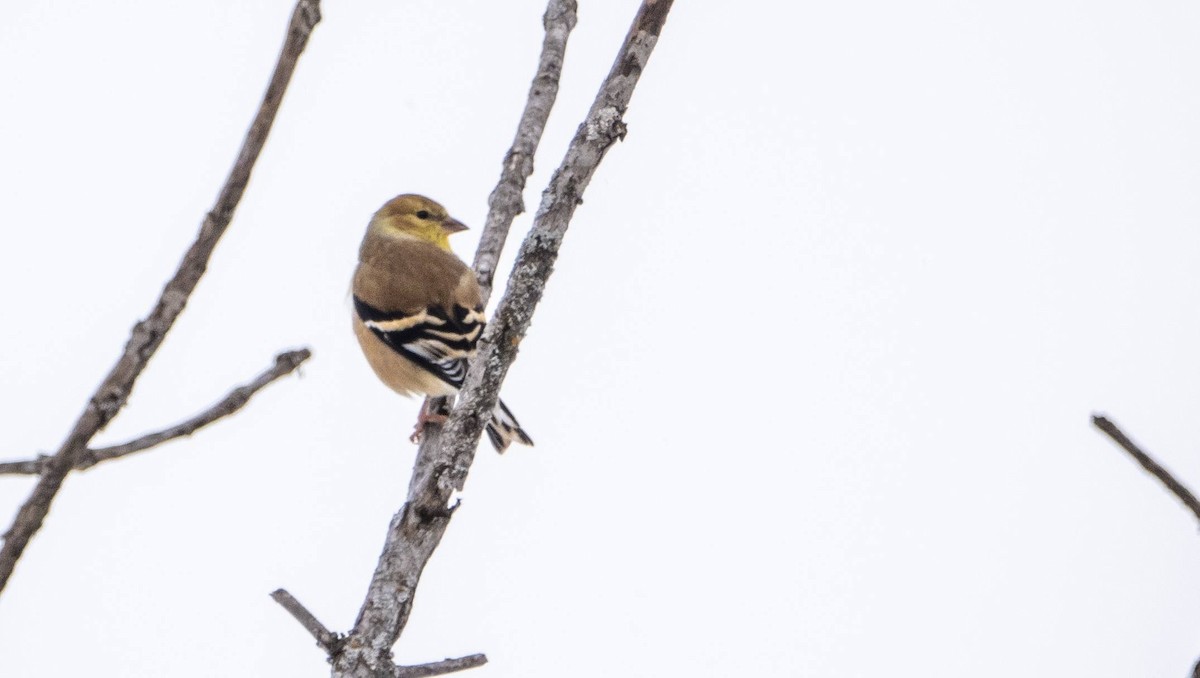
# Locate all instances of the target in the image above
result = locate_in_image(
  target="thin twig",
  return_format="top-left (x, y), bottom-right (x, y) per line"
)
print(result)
top-left (1092, 414), bottom-right (1200, 525)
top-left (81, 349), bottom-right (311, 468)
top-left (270, 588), bottom-right (342, 654)
top-left (395, 654), bottom-right (488, 678)
top-left (0, 0), bottom-right (322, 596)
top-left (330, 2), bottom-right (674, 676)
top-left (0, 349), bottom-right (310, 476)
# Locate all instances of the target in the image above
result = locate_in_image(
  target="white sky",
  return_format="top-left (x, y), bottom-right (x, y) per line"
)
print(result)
top-left (2, 1), bottom-right (1199, 676)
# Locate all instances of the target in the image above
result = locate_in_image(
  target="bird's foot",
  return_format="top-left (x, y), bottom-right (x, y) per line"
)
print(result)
top-left (410, 400), bottom-right (450, 444)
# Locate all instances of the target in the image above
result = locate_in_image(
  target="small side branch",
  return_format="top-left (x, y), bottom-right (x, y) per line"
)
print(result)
top-left (271, 590), bottom-right (483, 677)
top-left (270, 588), bottom-right (342, 654)
top-left (395, 654), bottom-right (488, 678)
top-left (0, 349), bottom-right (310, 476)
top-left (80, 349), bottom-right (311, 468)
top-left (1092, 414), bottom-right (1200, 525)
top-left (0, 458), bottom-right (46, 476)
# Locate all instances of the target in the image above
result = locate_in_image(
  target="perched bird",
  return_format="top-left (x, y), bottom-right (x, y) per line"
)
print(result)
top-left (351, 194), bottom-right (533, 453)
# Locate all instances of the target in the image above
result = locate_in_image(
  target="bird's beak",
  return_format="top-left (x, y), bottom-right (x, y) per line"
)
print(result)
top-left (441, 216), bottom-right (469, 233)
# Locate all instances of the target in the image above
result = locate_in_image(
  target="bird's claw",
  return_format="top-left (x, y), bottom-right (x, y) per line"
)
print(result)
top-left (410, 407), bottom-right (449, 444)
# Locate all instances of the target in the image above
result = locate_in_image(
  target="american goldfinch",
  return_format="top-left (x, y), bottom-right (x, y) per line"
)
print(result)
top-left (352, 194), bottom-right (533, 453)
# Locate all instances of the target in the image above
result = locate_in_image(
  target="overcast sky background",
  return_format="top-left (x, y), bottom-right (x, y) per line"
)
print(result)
top-left (2, 1), bottom-right (1199, 676)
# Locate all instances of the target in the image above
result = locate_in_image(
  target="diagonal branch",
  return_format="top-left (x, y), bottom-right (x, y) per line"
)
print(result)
top-left (0, 349), bottom-right (310, 476)
top-left (329, 2), bottom-right (674, 676)
top-left (472, 0), bottom-right (578, 304)
top-left (1092, 414), bottom-right (1200, 525)
top-left (394, 655), bottom-right (488, 678)
top-left (433, 0), bottom-right (673, 503)
top-left (79, 349), bottom-right (311, 469)
top-left (0, 0), bottom-right (322, 596)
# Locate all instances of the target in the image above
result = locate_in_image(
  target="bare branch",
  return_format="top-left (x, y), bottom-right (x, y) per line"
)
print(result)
top-left (330, 2), bottom-right (675, 675)
top-left (413, 0), bottom-right (579, 485)
top-left (274, 585), bottom-right (484, 678)
top-left (271, 588), bottom-right (343, 655)
top-left (1092, 414), bottom-right (1200, 525)
top-left (0, 0), bottom-right (322, 596)
top-left (0, 349), bottom-right (311, 476)
top-left (473, 0), bottom-right (578, 303)
top-left (395, 654), bottom-right (488, 678)
top-left (438, 0), bottom-right (674, 497)
top-left (0, 458), bottom-right (47, 476)
top-left (80, 349), bottom-right (311, 468)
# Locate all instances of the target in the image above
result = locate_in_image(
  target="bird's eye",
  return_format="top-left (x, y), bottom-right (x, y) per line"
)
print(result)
top-left (416, 210), bottom-right (431, 220)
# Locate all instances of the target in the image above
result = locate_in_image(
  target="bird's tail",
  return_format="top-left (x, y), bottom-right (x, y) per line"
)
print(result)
top-left (486, 399), bottom-right (534, 453)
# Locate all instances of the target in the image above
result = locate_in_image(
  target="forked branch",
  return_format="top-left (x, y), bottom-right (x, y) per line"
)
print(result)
top-left (271, 588), bottom-right (486, 678)
top-left (473, 0), bottom-right (579, 303)
top-left (0, 0), bottom-right (322, 595)
top-left (311, 2), bottom-right (675, 676)
top-left (0, 349), bottom-right (310, 476)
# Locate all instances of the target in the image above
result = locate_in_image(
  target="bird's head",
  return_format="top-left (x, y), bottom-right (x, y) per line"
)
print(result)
top-left (369, 194), bottom-right (468, 252)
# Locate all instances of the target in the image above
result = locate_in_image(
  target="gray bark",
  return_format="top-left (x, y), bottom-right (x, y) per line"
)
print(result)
top-left (324, 1), bottom-right (676, 676)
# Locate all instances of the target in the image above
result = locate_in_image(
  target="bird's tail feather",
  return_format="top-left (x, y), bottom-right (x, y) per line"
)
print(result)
top-left (486, 398), bottom-right (534, 453)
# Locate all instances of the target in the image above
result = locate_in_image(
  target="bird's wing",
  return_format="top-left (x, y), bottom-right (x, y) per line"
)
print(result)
top-left (353, 296), bottom-right (485, 390)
